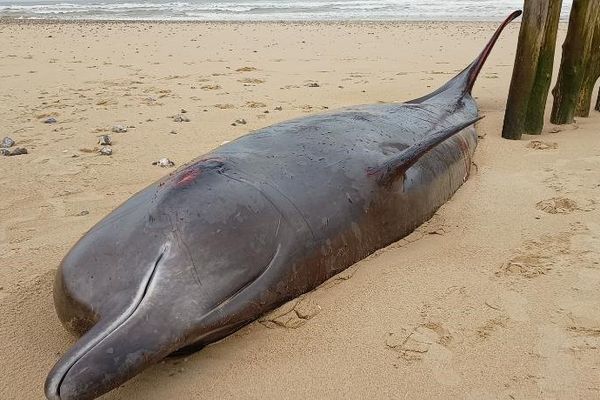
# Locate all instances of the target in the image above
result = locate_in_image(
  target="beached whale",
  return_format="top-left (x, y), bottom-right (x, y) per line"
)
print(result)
top-left (45, 11), bottom-right (521, 400)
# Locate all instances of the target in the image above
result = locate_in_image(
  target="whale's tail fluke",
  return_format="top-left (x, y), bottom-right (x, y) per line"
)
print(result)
top-left (408, 10), bottom-right (522, 103)
top-left (461, 9), bottom-right (523, 94)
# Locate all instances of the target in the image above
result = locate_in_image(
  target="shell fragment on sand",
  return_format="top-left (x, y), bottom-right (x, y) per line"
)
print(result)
top-left (111, 125), bottom-right (128, 133)
top-left (99, 146), bottom-right (113, 156)
top-left (152, 158), bottom-right (175, 168)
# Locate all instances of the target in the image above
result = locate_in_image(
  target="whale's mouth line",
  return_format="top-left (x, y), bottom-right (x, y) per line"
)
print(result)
top-left (47, 246), bottom-right (167, 400)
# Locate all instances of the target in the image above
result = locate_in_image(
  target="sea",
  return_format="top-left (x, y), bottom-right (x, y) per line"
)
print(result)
top-left (0, 0), bottom-right (572, 22)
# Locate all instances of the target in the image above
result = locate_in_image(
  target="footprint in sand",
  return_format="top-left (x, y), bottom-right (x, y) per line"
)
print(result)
top-left (386, 323), bottom-right (460, 385)
top-left (526, 140), bottom-right (558, 150)
top-left (536, 197), bottom-right (579, 214)
top-left (498, 223), bottom-right (595, 281)
top-left (259, 295), bottom-right (321, 329)
top-left (498, 249), bottom-right (556, 278)
top-left (497, 226), bottom-right (586, 279)
top-left (536, 197), bottom-right (596, 214)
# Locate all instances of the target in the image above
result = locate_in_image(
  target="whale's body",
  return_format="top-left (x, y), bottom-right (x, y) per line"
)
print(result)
top-left (46, 11), bottom-right (521, 400)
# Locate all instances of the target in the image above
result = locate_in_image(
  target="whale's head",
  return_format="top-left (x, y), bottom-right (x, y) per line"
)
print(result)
top-left (45, 158), bottom-right (284, 400)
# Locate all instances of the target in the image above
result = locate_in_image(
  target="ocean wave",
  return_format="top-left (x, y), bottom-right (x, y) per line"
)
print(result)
top-left (0, 0), bottom-right (571, 21)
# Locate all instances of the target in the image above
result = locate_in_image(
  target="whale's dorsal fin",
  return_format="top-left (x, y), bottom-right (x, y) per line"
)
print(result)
top-left (368, 116), bottom-right (483, 187)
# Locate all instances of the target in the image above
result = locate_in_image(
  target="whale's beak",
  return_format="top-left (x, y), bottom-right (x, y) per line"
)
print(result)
top-left (45, 244), bottom-right (194, 400)
top-left (45, 304), bottom-right (188, 400)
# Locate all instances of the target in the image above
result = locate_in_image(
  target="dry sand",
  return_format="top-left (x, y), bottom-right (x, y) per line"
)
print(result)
top-left (1, 20), bottom-right (599, 400)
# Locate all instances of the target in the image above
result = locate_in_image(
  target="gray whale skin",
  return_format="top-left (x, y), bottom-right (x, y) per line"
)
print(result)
top-left (45, 11), bottom-right (522, 400)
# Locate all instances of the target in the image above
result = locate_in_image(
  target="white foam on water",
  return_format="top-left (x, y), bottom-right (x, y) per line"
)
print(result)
top-left (0, 0), bottom-right (572, 21)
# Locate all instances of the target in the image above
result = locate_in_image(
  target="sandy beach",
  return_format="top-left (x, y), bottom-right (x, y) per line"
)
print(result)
top-left (1, 20), bottom-right (599, 399)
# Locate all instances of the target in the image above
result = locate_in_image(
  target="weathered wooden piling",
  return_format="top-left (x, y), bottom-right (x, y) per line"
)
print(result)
top-left (575, 17), bottom-right (600, 117)
top-left (551, 0), bottom-right (600, 124)
top-left (502, 0), bottom-right (563, 140)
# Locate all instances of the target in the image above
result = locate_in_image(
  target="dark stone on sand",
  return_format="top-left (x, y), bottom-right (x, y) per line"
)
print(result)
top-left (98, 135), bottom-right (112, 146)
top-left (2, 147), bottom-right (28, 156)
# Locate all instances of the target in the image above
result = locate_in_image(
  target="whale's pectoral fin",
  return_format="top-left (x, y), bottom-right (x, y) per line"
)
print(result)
top-left (368, 116), bottom-right (483, 187)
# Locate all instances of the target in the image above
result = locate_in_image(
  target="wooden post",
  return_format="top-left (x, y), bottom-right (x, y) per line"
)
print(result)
top-left (550, 0), bottom-right (600, 124)
top-left (575, 17), bottom-right (600, 117)
top-left (503, 0), bottom-right (562, 140)
top-left (524, 0), bottom-right (564, 134)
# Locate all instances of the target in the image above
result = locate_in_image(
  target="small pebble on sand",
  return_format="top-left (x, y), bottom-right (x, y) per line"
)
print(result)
top-left (44, 117), bottom-right (57, 124)
top-left (173, 114), bottom-right (190, 123)
top-left (153, 158), bottom-right (175, 168)
top-left (98, 135), bottom-right (112, 146)
top-left (99, 146), bottom-right (112, 156)
top-left (111, 125), bottom-right (127, 133)
top-left (306, 82), bottom-right (320, 88)
top-left (1, 137), bottom-right (15, 148)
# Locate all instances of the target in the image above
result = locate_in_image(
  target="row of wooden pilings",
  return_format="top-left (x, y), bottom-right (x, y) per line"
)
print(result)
top-left (502, 0), bottom-right (600, 140)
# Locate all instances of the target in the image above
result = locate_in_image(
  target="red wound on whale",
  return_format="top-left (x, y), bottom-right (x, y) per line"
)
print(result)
top-left (173, 157), bottom-right (226, 188)
top-left (175, 168), bottom-right (202, 187)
